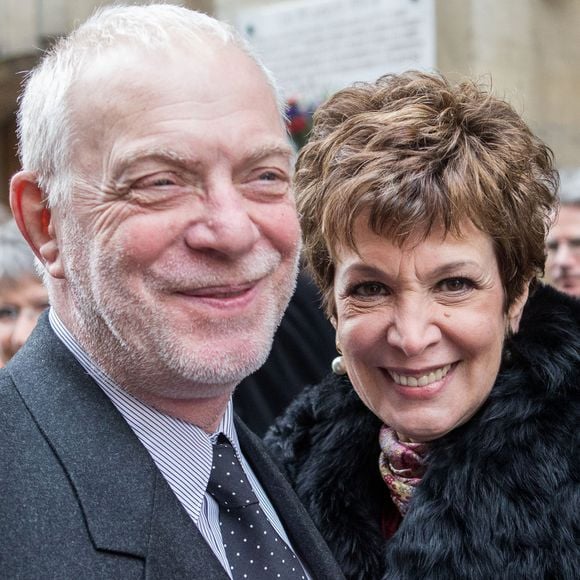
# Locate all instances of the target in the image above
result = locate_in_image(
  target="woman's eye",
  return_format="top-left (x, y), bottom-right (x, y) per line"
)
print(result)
top-left (350, 282), bottom-right (388, 297)
top-left (438, 277), bottom-right (473, 293)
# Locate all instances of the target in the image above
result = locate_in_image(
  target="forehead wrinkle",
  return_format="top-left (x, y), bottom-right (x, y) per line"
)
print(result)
top-left (429, 260), bottom-right (487, 278)
top-left (338, 240), bottom-right (491, 283)
top-left (114, 147), bottom-right (203, 174)
top-left (115, 143), bottom-right (293, 172)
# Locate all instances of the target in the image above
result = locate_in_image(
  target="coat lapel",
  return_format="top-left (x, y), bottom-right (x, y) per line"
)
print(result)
top-left (145, 474), bottom-right (228, 579)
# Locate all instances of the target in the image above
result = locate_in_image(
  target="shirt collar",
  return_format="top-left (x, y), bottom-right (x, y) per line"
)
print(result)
top-left (48, 308), bottom-right (241, 523)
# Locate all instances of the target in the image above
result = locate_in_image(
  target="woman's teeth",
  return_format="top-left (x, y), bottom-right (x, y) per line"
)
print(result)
top-left (389, 364), bottom-right (451, 387)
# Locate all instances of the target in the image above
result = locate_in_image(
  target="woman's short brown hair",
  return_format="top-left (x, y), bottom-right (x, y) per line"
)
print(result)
top-left (296, 71), bottom-right (558, 315)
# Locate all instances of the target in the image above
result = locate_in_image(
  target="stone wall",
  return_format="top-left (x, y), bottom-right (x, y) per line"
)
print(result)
top-left (1, 0), bottom-right (579, 208)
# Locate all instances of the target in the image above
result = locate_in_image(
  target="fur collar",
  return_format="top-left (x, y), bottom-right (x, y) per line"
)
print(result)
top-left (266, 285), bottom-right (580, 579)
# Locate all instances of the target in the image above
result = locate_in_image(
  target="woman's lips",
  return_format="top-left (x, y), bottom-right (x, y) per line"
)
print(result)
top-left (388, 363), bottom-right (452, 387)
top-left (382, 363), bottom-right (455, 400)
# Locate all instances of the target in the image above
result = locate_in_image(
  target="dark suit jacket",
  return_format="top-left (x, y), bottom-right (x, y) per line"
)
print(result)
top-left (0, 314), bottom-right (344, 579)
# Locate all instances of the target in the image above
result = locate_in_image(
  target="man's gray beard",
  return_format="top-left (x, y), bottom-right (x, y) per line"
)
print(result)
top-left (61, 228), bottom-right (299, 399)
top-left (147, 313), bottom-right (280, 398)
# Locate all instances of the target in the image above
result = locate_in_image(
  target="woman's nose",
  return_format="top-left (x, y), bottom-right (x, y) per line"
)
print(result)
top-left (386, 298), bottom-right (441, 357)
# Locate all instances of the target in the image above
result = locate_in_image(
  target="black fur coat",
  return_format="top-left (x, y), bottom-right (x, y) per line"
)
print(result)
top-left (266, 284), bottom-right (579, 579)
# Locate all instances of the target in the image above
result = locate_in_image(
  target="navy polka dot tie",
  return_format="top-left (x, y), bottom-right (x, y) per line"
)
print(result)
top-left (207, 435), bottom-right (307, 579)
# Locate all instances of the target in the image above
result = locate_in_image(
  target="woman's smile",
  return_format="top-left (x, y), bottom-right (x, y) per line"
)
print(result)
top-left (386, 363), bottom-right (452, 387)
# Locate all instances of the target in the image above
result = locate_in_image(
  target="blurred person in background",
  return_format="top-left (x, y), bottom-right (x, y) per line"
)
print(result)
top-left (267, 71), bottom-right (579, 579)
top-left (546, 168), bottom-right (580, 296)
top-left (0, 219), bottom-right (48, 366)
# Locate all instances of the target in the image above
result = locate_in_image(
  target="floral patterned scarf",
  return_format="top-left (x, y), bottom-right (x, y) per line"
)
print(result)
top-left (379, 425), bottom-right (429, 516)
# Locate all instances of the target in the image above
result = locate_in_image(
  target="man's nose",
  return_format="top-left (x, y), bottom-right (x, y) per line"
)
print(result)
top-left (184, 183), bottom-right (260, 257)
top-left (386, 297), bottom-right (442, 357)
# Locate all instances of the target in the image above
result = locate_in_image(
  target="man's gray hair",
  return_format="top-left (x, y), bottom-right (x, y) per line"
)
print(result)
top-left (0, 219), bottom-right (42, 282)
top-left (558, 168), bottom-right (580, 205)
top-left (17, 3), bottom-right (284, 209)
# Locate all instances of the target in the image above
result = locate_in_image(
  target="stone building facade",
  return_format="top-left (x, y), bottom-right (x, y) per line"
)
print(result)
top-left (1, 0), bottom-right (579, 208)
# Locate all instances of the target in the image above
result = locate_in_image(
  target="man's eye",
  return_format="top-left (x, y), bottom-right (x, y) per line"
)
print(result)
top-left (439, 277), bottom-right (473, 293)
top-left (147, 176), bottom-right (179, 187)
top-left (243, 170), bottom-right (289, 201)
top-left (258, 171), bottom-right (281, 182)
top-left (133, 174), bottom-right (179, 189)
top-left (0, 306), bottom-right (18, 320)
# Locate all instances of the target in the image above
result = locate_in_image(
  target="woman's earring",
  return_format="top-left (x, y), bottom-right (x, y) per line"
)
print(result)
top-left (332, 343), bottom-right (347, 375)
top-left (331, 355), bottom-right (347, 375)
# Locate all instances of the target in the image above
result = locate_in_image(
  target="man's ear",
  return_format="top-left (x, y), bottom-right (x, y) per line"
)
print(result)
top-left (507, 283), bottom-right (530, 335)
top-left (10, 171), bottom-right (65, 279)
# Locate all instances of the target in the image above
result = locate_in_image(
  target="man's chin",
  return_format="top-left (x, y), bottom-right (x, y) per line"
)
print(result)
top-left (161, 339), bottom-right (272, 388)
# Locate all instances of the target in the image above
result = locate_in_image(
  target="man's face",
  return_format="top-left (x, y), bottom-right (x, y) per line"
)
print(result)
top-left (52, 42), bottom-right (300, 400)
top-left (546, 204), bottom-right (580, 296)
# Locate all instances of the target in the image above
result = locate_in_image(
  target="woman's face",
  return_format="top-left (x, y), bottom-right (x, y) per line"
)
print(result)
top-left (332, 218), bottom-right (528, 442)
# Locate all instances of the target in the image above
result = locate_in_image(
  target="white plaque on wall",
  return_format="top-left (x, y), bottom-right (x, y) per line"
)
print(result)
top-left (237, 0), bottom-right (436, 104)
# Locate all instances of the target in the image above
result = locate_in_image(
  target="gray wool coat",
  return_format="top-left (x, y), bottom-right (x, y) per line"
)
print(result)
top-left (0, 313), bottom-right (344, 580)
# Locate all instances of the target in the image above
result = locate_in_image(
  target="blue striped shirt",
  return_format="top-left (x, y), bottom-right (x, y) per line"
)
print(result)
top-left (49, 309), bottom-right (307, 578)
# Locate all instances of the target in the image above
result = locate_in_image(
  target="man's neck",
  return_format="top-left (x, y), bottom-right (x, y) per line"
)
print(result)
top-left (133, 390), bottom-right (232, 433)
